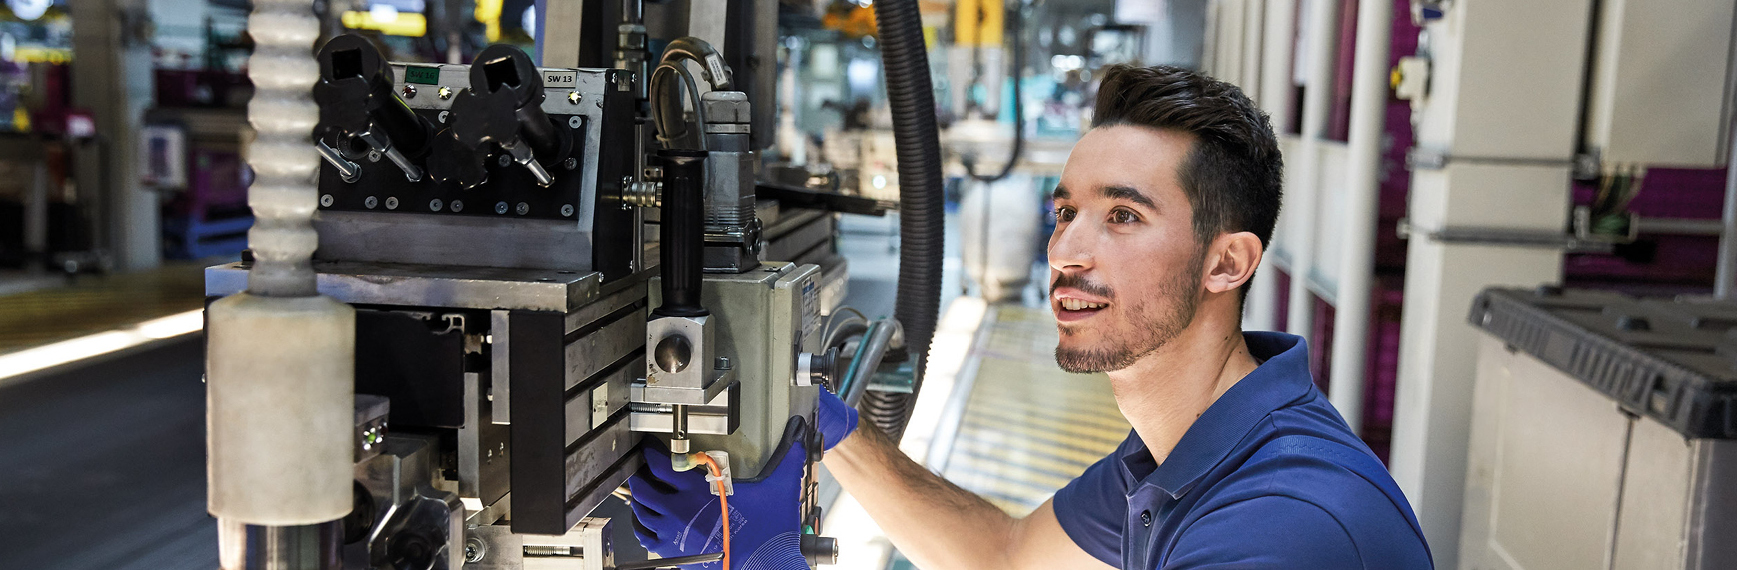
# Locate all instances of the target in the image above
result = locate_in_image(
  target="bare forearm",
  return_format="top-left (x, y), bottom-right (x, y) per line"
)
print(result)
top-left (823, 422), bottom-right (1021, 570)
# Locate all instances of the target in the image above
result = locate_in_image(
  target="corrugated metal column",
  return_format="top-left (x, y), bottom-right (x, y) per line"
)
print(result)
top-left (1325, 0), bottom-right (1392, 434)
top-left (1244, 0), bottom-right (1297, 333)
top-left (1386, 2), bottom-right (1594, 566)
top-left (1284, 0), bottom-right (1341, 337)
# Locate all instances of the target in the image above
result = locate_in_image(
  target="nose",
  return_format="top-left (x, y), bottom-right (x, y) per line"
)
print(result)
top-left (1048, 218), bottom-right (1094, 272)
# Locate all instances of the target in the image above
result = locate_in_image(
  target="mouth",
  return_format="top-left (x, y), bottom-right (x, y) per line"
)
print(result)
top-left (1052, 288), bottom-right (1110, 323)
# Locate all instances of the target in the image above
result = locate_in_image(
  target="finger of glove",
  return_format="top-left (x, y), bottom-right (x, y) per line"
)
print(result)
top-left (628, 463), bottom-right (696, 518)
top-left (630, 511), bottom-right (672, 552)
top-left (815, 388), bottom-right (858, 452)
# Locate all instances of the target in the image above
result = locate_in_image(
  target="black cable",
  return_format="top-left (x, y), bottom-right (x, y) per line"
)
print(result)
top-left (861, 0), bottom-right (946, 442)
top-left (963, 0), bottom-right (1025, 183)
top-left (615, 552), bottom-right (726, 570)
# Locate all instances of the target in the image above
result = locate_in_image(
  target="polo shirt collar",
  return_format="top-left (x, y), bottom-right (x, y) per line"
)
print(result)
top-left (1117, 332), bottom-right (1315, 498)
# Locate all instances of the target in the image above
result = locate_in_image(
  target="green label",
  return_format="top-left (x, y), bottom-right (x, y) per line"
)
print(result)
top-left (404, 66), bottom-right (441, 85)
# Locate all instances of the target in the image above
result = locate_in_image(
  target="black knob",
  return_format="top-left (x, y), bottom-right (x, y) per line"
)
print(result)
top-left (313, 34), bottom-right (433, 159)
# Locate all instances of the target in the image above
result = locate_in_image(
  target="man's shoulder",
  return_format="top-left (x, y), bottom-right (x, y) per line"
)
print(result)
top-left (1178, 417), bottom-right (1433, 568)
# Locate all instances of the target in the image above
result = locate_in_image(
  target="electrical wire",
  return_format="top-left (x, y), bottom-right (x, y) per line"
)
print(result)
top-left (615, 552), bottom-right (726, 570)
top-left (963, 0), bottom-right (1026, 183)
top-left (650, 61), bottom-right (709, 150)
top-left (690, 452), bottom-right (731, 570)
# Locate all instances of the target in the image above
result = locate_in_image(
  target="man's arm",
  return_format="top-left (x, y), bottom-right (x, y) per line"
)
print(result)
top-left (824, 421), bottom-right (1114, 570)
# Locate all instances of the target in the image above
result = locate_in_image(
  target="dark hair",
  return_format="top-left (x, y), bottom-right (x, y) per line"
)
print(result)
top-left (1091, 65), bottom-right (1283, 252)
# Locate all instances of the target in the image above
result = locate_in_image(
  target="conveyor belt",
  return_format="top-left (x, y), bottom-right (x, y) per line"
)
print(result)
top-left (0, 336), bottom-right (217, 569)
top-left (935, 305), bottom-right (1130, 515)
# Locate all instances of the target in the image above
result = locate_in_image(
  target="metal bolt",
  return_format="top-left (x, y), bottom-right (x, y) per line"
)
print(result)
top-left (438, 86), bottom-right (453, 99)
top-left (401, 85), bottom-right (417, 98)
top-left (319, 194), bottom-right (334, 207)
top-left (498, 154), bottom-right (512, 167)
top-left (561, 204), bottom-right (575, 217)
top-left (450, 200), bottom-right (464, 212)
top-left (715, 356), bottom-right (732, 370)
top-left (516, 202), bottom-right (530, 215)
top-left (429, 198), bottom-right (444, 212)
top-left (386, 196), bottom-right (399, 210)
top-left (564, 157), bottom-right (578, 170)
top-left (364, 196), bottom-right (378, 209)
top-left (496, 201), bottom-right (510, 214)
top-left (465, 537), bottom-right (486, 563)
top-left (568, 116), bottom-right (582, 129)
top-left (367, 149), bottom-right (382, 162)
top-left (568, 91), bottom-right (582, 104)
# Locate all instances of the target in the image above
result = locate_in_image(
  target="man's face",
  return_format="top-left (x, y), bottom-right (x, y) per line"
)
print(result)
top-left (1049, 125), bottom-right (1205, 373)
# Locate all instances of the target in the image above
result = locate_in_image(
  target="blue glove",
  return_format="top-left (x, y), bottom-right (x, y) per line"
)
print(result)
top-left (816, 387), bottom-right (858, 453)
top-left (629, 428), bottom-right (810, 570)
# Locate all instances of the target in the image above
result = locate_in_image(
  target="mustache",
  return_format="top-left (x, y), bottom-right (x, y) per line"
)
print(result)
top-left (1051, 273), bottom-right (1114, 300)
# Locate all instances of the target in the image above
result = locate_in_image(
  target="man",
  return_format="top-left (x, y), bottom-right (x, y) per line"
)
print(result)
top-left (629, 65), bottom-right (1433, 569)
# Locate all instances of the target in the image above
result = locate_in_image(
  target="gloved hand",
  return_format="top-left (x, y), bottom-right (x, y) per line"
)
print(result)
top-left (815, 386), bottom-right (858, 453)
top-left (629, 428), bottom-right (810, 570)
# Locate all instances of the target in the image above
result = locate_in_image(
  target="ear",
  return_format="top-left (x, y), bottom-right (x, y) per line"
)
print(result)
top-left (1202, 231), bottom-right (1263, 295)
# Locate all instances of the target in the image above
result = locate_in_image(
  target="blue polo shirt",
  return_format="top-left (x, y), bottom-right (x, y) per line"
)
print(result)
top-left (1053, 332), bottom-right (1432, 569)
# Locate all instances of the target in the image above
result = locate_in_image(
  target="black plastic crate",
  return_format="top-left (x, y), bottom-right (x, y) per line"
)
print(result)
top-left (1470, 287), bottom-right (1737, 439)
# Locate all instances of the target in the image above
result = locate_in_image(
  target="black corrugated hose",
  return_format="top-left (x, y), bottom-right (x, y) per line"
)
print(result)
top-left (862, 0), bottom-right (945, 442)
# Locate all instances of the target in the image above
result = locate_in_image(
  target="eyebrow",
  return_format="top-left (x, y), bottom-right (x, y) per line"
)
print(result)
top-left (1100, 185), bottom-right (1158, 210)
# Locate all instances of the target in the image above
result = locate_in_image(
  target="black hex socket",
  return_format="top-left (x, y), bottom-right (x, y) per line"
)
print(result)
top-left (469, 44), bottom-right (569, 162)
top-left (314, 34), bottom-right (431, 158)
top-left (654, 150), bottom-right (709, 318)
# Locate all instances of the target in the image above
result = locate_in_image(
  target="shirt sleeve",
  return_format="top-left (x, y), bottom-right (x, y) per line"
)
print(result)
top-left (1160, 496), bottom-right (1361, 569)
top-left (1052, 442), bottom-right (1133, 567)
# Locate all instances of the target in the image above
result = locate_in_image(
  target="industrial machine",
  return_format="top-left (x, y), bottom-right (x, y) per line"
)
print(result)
top-left (200, 0), bottom-right (945, 568)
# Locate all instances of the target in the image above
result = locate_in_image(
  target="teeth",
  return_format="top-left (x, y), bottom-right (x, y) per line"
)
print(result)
top-left (1059, 298), bottom-right (1107, 311)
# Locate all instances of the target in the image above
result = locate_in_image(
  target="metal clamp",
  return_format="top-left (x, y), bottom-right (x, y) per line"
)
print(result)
top-left (1397, 218), bottom-right (1613, 253)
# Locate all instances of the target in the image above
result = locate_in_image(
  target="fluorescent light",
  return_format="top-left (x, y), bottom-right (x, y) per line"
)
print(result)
top-left (0, 308), bottom-right (206, 385)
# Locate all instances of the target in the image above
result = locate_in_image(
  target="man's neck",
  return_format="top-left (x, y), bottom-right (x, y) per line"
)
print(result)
top-left (1106, 310), bottom-right (1261, 466)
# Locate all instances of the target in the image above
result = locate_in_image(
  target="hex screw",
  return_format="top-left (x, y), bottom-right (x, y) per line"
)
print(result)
top-left (364, 196), bottom-right (378, 209)
top-left (715, 356), bottom-right (732, 370)
top-left (516, 202), bottom-right (530, 215)
top-left (497, 154), bottom-right (512, 167)
top-left (429, 199), bottom-right (444, 212)
top-left (450, 200), bottom-right (464, 212)
top-left (495, 201), bottom-right (510, 214)
top-left (465, 537), bottom-right (485, 563)
top-left (401, 85), bottom-right (417, 98)
top-left (561, 204), bottom-right (575, 217)
top-left (564, 157), bottom-right (578, 170)
top-left (438, 86), bottom-right (453, 99)
top-left (367, 149), bottom-right (382, 162)
top-left (319, 194), bottom-right (334, 207)
top-left (568, 91), bottom-right (582, 104)
top-left (568, 116), bottom-right (582, 129)
top-left (385, 196), bottom-right (400, 210)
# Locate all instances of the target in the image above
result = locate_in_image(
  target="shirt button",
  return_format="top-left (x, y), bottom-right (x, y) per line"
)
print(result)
top-left (1140, 510), bottom-right (1152, 527)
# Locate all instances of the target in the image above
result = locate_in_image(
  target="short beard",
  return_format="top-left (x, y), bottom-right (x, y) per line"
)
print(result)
top-left (1055, 249), bottom-right (1204, 373)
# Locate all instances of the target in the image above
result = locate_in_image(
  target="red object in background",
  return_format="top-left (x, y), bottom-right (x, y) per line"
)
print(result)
top-left (1310, 292), bottom-right (1336, 394)
top-left (164, 148), bottom-right (248, 218)
top-left (154, 69), bottom-right (253, 108)
top-left (1565, 167), bottom-right (1729, 295)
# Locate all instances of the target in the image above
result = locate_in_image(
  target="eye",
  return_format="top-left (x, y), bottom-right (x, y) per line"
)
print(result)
top-left (1056, 206), bottom-right (1076, 223)
top-left (1108, 208), bottom-right (1139, 224)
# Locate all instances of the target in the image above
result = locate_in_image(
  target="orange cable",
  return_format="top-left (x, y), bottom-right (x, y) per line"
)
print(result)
top-left (691, 452), bottom-right (731, 569)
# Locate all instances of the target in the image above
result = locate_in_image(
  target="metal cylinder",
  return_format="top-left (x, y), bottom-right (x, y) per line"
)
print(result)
top-left (219, 518), bottom-right (344, 570)
top-left (654, 150), bottom-right (709, 317)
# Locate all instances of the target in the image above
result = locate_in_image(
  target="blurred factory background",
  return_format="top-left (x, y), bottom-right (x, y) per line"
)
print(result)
top-left (1, 0), bottom-right (1735, 569)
